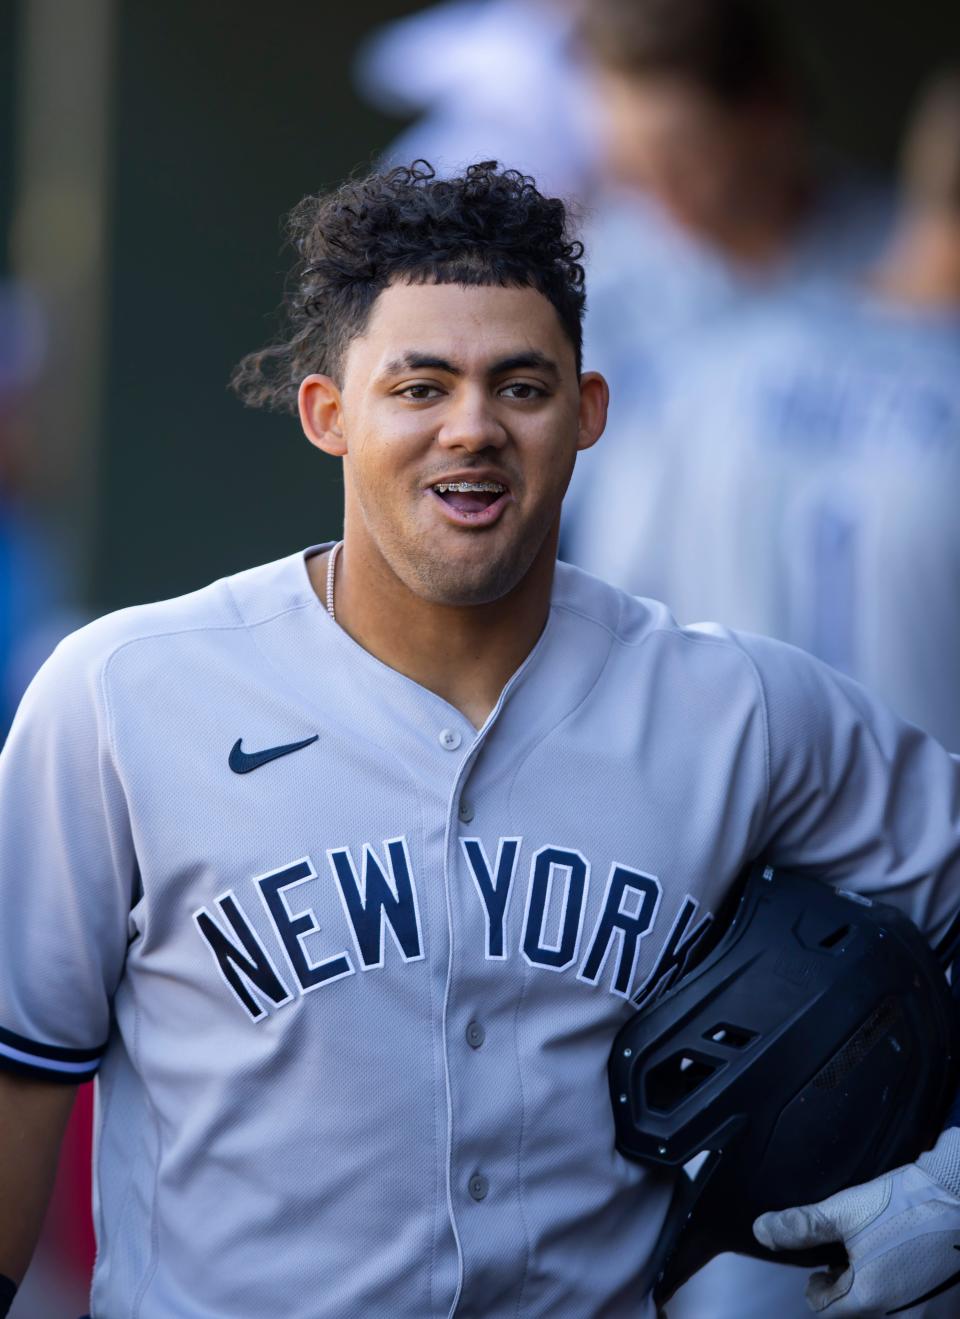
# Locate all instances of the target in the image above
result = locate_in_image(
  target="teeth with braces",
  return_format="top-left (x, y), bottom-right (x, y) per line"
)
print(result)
top-left (433, 481), bottom-right (506, 493)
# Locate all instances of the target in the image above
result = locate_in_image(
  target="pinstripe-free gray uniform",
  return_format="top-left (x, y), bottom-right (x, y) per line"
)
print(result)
top-left (1, 546), bottom-right (959, 1317)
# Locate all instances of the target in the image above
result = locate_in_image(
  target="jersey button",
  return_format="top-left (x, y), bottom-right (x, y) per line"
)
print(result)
top-left (466, 1020), bottom-right (485, 1049)
top-left (438, 728), bottom-right (462, 751)
top-left (458, 800), bottom-right (475, 823)
top-left (468, 1173), bottom-right (489, 1202)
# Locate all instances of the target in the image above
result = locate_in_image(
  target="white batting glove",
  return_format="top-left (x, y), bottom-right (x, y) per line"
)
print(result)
top-left (753, 1127), bottom-right (960, 1315)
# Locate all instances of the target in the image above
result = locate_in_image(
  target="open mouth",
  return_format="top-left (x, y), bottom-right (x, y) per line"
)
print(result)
top-left (430, 480), bottom-right (509, 520)
top-left (428, 478), bottom-right (512, 528)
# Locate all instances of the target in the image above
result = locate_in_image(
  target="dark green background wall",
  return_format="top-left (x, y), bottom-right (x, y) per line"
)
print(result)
top-left (0, 4), bottom-right (17, 281)
top-left (96, 0), bottom-right (422, 611)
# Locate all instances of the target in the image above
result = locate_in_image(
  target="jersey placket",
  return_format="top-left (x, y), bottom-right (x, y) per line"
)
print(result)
top-left (438, 675), bottom-right (542, 1318)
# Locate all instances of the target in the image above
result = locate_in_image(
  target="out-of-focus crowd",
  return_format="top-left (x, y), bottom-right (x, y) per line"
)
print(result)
top-left (10, 0), bottom-right (960, 1314)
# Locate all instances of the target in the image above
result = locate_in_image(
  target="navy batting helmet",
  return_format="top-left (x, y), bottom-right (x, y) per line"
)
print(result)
top-left (609, 863), bottom-right (958, 1303)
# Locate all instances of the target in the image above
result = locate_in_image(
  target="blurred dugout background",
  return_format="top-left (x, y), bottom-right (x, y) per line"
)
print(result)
top-left (2, 0), bottom-right (960, 1314)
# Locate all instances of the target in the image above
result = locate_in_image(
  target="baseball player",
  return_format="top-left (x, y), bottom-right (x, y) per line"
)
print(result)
top-left (627, 290), bottom-right (960, 750)
top-left (586, 67), bottom-right (960, 754)
top-left (2, 160), bottom-right (960, 1319)
top-left (562, 0), bottom-right (893, 580)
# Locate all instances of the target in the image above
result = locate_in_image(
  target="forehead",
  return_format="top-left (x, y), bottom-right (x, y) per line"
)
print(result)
top-left (343, 281), bottom-right (576, 381)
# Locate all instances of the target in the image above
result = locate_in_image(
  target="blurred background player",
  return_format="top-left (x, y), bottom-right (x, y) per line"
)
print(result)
top-left (616, 68), bottom-right (960, 1319)
top-left (561, 0), bottom-right (893, 580)
top-left (354, 0), bottom-right (601, 199)
top-left (615, 69), bottom-right (960, 747)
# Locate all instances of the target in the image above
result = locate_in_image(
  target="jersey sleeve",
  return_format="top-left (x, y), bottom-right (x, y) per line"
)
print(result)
top-left (0, 627), bottom-right (136, 1082)
top-left (742, 631), bottom-right (960, 950)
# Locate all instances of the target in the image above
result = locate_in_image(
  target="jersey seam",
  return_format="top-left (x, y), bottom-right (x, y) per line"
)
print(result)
top-left (502, 611), bottom-right (620, 790)
top-left (99, 596), bottom-right (319, 807)
top-left (98, 604), bottom-right (311, 765)
top-left (409, 793), bottom-right (447, 1319)
top-left (98, 600), bottom-right (316, 686)
top-left (551, 599), bottom-right (753, 654)
top-left (550, 603), bottom-right (774, 821)
top-left (500, 608), bottom-right (620, 1313)
top-left (130, 988), bottom-right (163, 1318)
top-left (509, 959), bottom-right (534, 1319)
top-left (737, 644), bottom-right (774, 841)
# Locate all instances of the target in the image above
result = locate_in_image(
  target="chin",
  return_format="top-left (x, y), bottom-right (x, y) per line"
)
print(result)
top-left (407, 549), bottom-right (528, 608)
top-left (418, 571), bottom-right (516, 608)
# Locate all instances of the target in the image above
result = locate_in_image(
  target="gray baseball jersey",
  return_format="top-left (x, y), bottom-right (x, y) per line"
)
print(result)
top-left (1, 546), bottom-right (959, 1318)
top-left (622, 293), bottom-right (960, 750)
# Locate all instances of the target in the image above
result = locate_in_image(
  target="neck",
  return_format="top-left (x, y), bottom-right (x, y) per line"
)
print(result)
top-left (311, 532), bottom-right (558, 729)
top-left (873, 212), bottom-right (960, 309)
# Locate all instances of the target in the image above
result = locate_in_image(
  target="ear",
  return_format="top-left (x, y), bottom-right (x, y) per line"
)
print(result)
top-left (298, 374), bottom-right (347, 457)
top-left (576, 371), bottom-right (609, 453)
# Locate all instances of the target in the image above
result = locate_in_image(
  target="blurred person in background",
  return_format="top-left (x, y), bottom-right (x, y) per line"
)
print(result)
top-left (562, 0), bottom-right (893, 580)
top-left (632, 68), bottom-right (960, 746)
top-left (355, 0), bottom-right (601, 200)
top-left (620, 68), bottom-right (960, 1319)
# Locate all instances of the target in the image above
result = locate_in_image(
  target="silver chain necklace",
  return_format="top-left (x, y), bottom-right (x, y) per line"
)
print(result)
top-left (325, 541), bottom-right (342, 622)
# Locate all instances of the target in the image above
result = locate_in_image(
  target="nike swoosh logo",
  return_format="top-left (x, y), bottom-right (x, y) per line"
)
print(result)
top-left (886, 1245), bottom-right (960, 1314)
top-left (229, 735), bottom-right (318, 774)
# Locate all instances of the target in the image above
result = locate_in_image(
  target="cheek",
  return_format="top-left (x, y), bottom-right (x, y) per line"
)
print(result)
top-left (348, 412), bottom-right (424, 475)
top-left (525, 425), bottom-right (579, 496)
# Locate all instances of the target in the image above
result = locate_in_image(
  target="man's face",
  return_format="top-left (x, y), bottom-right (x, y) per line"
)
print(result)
top-left (328, 281), bottom-right (603, 606)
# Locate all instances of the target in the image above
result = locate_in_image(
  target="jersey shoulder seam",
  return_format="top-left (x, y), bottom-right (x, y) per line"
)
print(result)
top-left (734, 641), bottom-right (773, 831)
top-left (551, 600), bottom-right (774, 815)
top-left (551, 599), bottom-right (745, 653)
top-left (97, 597), bottom-right (316, 742)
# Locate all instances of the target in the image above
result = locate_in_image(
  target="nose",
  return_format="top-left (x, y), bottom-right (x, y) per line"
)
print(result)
top-left (436, 385), bottom-right (508, 453)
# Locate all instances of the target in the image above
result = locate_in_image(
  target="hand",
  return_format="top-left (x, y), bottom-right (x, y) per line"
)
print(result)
top-left (753, 1127), bottom-right (960, 1315)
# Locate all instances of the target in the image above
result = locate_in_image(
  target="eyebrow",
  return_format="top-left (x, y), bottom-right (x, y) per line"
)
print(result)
top-left (381, 350), bottom-right (561, 379)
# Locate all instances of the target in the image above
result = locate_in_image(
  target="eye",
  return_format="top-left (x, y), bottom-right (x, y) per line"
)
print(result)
top-left (398, 383), bottom-right (443, 401)
top-left (499, 381), bottom-right (546, 401)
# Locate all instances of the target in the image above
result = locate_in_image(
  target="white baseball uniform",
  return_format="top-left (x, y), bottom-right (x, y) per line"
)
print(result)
top-left (1, 546), bottom-right (959, 1318)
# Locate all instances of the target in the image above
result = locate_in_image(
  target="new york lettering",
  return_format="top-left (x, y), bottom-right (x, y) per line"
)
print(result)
top-left (193, 835), bottom-right (705, 1021)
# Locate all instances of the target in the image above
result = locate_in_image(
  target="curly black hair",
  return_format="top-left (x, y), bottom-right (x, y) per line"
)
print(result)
top-left (231, 161), bottom-right (586, 413)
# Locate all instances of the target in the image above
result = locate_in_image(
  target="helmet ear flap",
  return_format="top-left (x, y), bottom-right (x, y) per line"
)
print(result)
top-left (609, 863), bottom-right (959, 1305)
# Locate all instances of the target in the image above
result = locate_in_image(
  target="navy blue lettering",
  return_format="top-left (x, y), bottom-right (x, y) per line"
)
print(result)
top-left (328, 838), bottom-right (423, 968)
top-left (257, 859), bottom-right (353, 992)
top-left (462, 837), bottom-right (520, 959)
top-left (579, 865), bottom-right (661, 996)
top-left (194, 894), bottom-right (291, 1021)
top-left (522, 847), bottom-right (588, 970)
top-left (632, 896), bottom-right (713, 1009)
